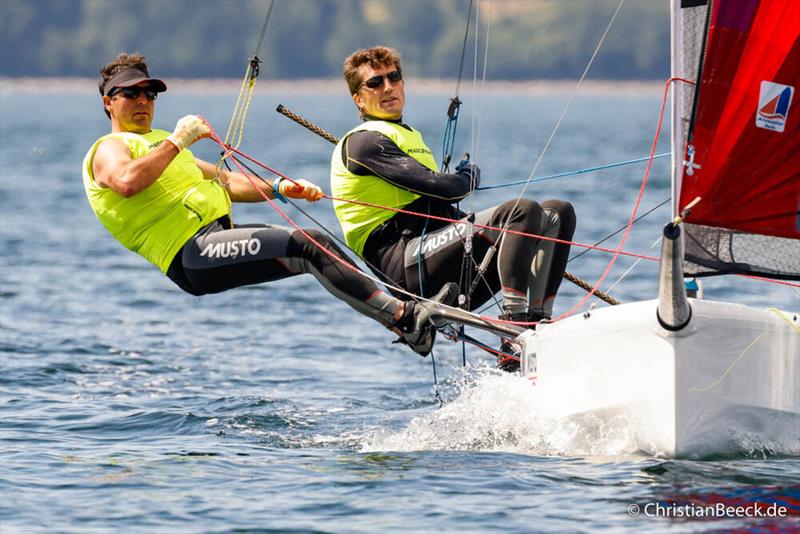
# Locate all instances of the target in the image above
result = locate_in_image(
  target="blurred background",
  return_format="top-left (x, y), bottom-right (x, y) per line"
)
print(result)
top-left (1, 0), bottom-right (668, 80)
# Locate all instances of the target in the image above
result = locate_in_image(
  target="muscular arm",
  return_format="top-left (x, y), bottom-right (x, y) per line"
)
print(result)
top-left (343, 130), bottom-right (472, 202)
top-left (92, 137), bottom-right (180, 197)
top-left (195, 159), bottom-right (279, 202)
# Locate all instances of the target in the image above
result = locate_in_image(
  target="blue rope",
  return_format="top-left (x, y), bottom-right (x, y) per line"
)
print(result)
top-left (475, 152), bottom-right (670, 190)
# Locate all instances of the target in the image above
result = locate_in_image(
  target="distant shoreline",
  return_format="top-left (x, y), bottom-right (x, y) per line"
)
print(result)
top-left (0, 77), bottom-right (664, 95)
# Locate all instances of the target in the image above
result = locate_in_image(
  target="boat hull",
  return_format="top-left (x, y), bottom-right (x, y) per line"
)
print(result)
top-left (519, 299), bottom-right (800, 457)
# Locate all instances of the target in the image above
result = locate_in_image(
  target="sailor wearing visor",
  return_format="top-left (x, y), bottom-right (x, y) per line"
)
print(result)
top-left (83, 52), bottom-right (457, 356)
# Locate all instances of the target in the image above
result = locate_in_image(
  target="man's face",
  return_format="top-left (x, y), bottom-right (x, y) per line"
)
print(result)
top-left (103, 81), bottom-right (156, 133)
top-left (352, 63), bottom-right (405, 120)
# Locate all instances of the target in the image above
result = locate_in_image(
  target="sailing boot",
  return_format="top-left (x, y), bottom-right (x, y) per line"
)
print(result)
top-left (495, 311), bottom-right (552, 372)
top-left (394, 282), bottom-right (460, 356)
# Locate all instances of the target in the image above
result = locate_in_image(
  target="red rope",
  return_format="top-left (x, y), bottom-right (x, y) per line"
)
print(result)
top-left (217, 142), bottom-right (661, 263)
top-left (204, 74), bottom-right (800, 333)
top-left (546, 77), bottom-right (689, 323)
top-left (207, 128), bottom-right (368, 281)
top-left (236, 152), bottom-right (800, 291)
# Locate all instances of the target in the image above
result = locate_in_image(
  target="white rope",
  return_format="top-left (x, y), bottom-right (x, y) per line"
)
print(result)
top-left (499, 0), bottom-right (626, 229)
top-left (471, 0), bottom-right (493, 197)
top-left (605, 234), bottom-right (661, 295)
top-left (469, 0), bottom-right (480, 160)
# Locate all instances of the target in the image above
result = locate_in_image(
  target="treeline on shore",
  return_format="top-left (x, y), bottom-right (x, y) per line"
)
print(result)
top-left (1, 0), bottom-right (669, 80)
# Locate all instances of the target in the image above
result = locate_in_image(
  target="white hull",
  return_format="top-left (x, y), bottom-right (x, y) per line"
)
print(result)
top-left (519, 299), bottom-right (800, 457)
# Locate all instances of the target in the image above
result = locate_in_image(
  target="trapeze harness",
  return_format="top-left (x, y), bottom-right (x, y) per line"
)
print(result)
top-left (82, 129), bottom-right (402, 325)
top-left (331, 118), bottom-right (576, 318)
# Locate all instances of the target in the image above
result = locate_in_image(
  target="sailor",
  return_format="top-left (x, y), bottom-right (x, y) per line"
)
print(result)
top-left (330, 46), bottom-right (576, 370)
top-left (83, 52), bottom-right (458, 356)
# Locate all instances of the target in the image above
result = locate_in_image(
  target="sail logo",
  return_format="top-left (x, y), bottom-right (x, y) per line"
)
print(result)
top-left (756, 81), bottom-right (794, 132)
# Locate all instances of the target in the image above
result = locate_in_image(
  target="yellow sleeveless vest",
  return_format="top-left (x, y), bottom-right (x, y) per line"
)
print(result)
top-left (330, 120), bottom-right (438, 256)
top-left (82, 129), bottom-right (231, 273)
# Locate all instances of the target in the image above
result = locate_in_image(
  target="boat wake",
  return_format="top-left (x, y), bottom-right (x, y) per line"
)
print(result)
top-left (360, 364), bottom-right (647, 457)
top-left (361, 364), bottom-right (800, 458)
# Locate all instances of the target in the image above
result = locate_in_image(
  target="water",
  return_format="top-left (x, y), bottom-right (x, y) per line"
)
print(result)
top-left (1, 84), bottom-right (798, 532)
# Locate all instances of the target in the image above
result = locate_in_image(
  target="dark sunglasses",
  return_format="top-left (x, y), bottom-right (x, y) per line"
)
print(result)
top-left (110, 86), bottom-right (158, 101)
top-left (362, 70), bottom-right (403, 90)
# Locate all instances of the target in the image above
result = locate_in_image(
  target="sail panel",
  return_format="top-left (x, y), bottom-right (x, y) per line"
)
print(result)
top-left (678, 0), bottom-right (800, 279)
top-left (680, 0), bottom-right (799, 238)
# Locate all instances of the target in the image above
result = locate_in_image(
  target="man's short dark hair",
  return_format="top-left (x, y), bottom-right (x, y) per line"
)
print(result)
top-left (98, 52), bottom-right (149, 118)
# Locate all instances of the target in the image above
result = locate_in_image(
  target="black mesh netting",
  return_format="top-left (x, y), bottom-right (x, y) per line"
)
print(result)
top-left (684, 223), bottom-right (800, 280)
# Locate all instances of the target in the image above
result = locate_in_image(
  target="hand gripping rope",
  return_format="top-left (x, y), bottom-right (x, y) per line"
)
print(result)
top-left (214, 0), bottom-right (275, 182)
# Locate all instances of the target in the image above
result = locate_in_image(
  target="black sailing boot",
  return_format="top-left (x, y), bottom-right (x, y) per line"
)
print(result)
top-left (393, 282), bottom-right (460, 356)
top-left (496, 311), bottom-right (552, 372)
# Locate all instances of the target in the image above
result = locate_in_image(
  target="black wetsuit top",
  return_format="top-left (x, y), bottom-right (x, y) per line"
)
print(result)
top-left (340, 116), bottom-right (471, 264)
top-left (337, 116), bottom-right (576, 317)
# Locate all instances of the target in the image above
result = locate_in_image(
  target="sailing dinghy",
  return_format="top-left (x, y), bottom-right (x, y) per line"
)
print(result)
top-left (429, 0), bottom-right (799, 458)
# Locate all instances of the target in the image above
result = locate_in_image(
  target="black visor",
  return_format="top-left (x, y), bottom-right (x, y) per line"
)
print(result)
top-left (101, 67), bottom-right (167, 96)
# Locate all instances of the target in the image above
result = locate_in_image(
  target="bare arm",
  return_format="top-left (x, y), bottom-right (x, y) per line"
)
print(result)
top-left (91, 137), bottom-right (180, 197)
top-left (196, 159), bottom-right (324, 203)
top-left (195, 159), bottom-right (278, 202)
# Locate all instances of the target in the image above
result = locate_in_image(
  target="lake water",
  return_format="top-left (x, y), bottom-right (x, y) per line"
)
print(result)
top-left (1, 84), bottom-right (798, 532)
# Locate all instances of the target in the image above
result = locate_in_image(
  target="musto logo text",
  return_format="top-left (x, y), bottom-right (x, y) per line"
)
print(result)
top-left (200, 239), bottom-right (261, 259)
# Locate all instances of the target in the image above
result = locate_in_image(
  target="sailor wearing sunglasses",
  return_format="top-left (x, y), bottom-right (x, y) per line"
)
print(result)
top-left (331, 46), bottom-right (577, 370)
top-left (83, 52), bottom-right (458, 356)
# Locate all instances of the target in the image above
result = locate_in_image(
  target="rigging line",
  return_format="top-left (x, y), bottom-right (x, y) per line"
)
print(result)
top-left (215, 0), bottom-right (274, 178)
top-left (216, 141), bottom-right (526, 337)
top-left (496, 0), bottom-right (626, 241)
top-left (472, 0), bottom-right (627, 323)
top-left (542, 76), bottom-right (684, 326)
top-left (440, 0), bottom-right (474, 172)
top-left (226, 155), bottom-right (409, 293)
top-left (220, 151), bottom-right (509, 332)
top-left (469, 0), bottom-right (479, 161)
top-left (454, 0), bottom-right (475, 98)
top-left (268, 108), bottom-right (668, 312)
top-left (219, 138), bottom-right (662, 262)
top-left (568, 197), bottom-right (670, 263)
top-left (215, 137), bottom-right (517, 334)
top-left (604, 235), bottom-right (662, 295)
top-left (489, 77), bottom-right (691, 327)
top-left (271, 105), bottom-right (505, 313)
top-left (462, 1), bottom-right (503, 311)
top-left (252, 0), bottom-right (276, 57)
top-left (461, 0), bottom-right (494, 309)
top-left (215, 145), bottom-right (427, 306)
top-left (766, 308), bottom-right (800, 333)
top-left (444, 329), bottom-right (517, 360)
top-left (476, 153), bottom-right (671, 190)
top-left (471, 0), bottom-right (493, 175)
top-left (219, 140), bottom-right (662, 263)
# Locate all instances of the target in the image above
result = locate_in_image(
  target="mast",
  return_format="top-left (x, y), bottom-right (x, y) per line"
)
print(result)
top-left (658, 0), bottom-right (693, 331)
top-left (669, 0), bottom-right (683, 218)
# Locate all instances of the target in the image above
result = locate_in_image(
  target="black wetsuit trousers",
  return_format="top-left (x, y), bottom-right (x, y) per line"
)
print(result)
top-left (365, 199), bottom-right (576, 316)
top-left (166, 217), bottom-right (398, 324)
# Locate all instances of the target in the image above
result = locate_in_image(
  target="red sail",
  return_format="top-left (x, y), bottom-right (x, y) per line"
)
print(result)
top-left (679, 0), bottom-right (800, 239)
